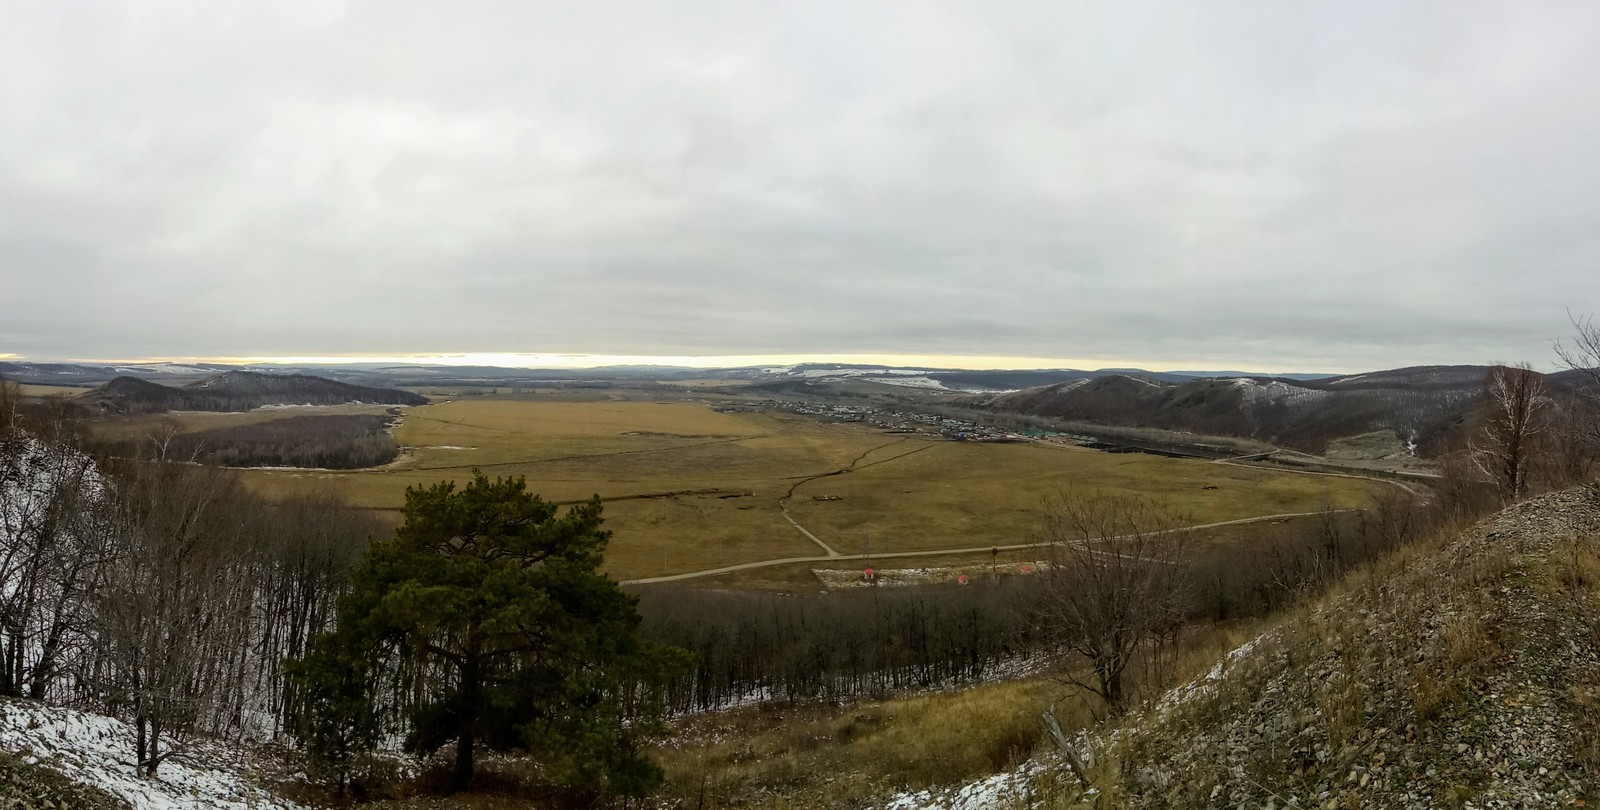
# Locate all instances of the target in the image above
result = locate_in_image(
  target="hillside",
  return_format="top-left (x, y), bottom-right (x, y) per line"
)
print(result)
top-left (1006, 484), bottom-right (1600, 808)
top-left (0, 698), bottom-right (301, 809)
top-left (78, 371), bottom-right (427, 414)
top-left (966, 365), bottom-right (1510, 453)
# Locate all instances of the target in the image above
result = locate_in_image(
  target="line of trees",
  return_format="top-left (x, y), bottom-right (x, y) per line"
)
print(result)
top-left (635, 578), bottom-right (1055, 712)
top-left (101, 413), bottom-right (400, 469)
top-left (4, 387), bottom-right (684, 804)
top-left (0, 384), bottom-right (376, 775)
top-left (628, 486), bottom-right (1441, 718)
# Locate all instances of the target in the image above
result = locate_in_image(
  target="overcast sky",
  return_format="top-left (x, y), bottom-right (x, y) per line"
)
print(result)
top-left (3, 1), bottom-right (1599, 372)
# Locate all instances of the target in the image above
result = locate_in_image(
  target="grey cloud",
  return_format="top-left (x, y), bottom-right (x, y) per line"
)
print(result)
top-left (3, 1), bottom-right (1599, 369)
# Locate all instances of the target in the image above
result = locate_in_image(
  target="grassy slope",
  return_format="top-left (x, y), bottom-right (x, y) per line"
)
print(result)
top-left (1058, 485), bottom-right (1600, 808)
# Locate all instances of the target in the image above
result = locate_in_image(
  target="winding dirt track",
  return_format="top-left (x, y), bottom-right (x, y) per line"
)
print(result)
top-left (622, 443), bottom-right (1430, 587)
top-left (618, 508), bottom-right (1359, 585)
top-left (775, 437), bottom-right (933, 557)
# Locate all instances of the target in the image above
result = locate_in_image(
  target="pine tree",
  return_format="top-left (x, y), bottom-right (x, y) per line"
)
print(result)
top-left (293, 473), bottom-right (685, 797)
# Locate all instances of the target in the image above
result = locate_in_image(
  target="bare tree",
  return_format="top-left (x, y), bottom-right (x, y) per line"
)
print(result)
top-left (1555, 311), bottom-right (1600, 391)
top-left (1470, 364), bottom-right (1550, 501)
top-left (1035, 492), bottom-right (1191, 715)
top-left (93, 461), bottom-right (261, 775)
top-left (1554, 312), bottom-right (1600, 470)
top-left (0, 392), bottom-right (117, 702)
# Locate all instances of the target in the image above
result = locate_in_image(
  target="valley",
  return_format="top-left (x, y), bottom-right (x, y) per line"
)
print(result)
top-left (207, 389), bottom-right (1391, 585)
top-left (5, 357), bottom-right (1595, 808)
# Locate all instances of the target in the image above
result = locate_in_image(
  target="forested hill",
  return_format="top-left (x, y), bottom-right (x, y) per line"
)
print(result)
top-left (968, 364), bottom-right (1597, 454)
top-left (79, 371), bottom-right (427, 413)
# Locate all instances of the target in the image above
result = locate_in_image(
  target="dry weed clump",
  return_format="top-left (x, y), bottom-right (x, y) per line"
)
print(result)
top-left (651, 677), bottom-right (1068, 807)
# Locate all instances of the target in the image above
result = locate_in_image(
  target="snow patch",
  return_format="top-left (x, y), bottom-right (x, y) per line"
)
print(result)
top-left (865, 375), bottom-right (950, 391)
top-left (1230, 378), bottom-right (1329, 406)
top-left (0, 699), bottom-right (302, 810)
top-left (1155, 633), bottom-right (1268, 715)
top-left (882, 758), bottom-right (1049, 809)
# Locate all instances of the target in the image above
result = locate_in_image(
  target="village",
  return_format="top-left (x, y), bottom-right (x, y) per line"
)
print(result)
top-left (746, 399), bottom-right (1038, 442)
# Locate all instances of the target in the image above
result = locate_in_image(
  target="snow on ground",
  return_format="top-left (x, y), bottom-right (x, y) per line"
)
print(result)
top-left (1153, 633), bottom-right (1268, 716)
top-left (2, 434), bottom-right (106, 547)
top-left (1110, 374), bottom-right (1159, 387)
top-left (251, 401), bottom-right (394, 410)
top-left (780, 367), bottom-right (936, 379)
top-left (110, 365), bottom-right (217, 375)
top-left (0, 699), bottom-right (302, 810)
top-left (1229, 377), bottom-right (1330, 405)
top-left (863, 375), bottom-right (950, 391)
top-left (882, 758), bottom-right (1049, 809)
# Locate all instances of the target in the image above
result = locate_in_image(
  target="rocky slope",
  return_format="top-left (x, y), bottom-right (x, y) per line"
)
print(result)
top-left (1093, 485), bottom-right (1600, 808)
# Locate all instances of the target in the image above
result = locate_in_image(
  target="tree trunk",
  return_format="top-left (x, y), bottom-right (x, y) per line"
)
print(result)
top-left (147, 716), bottom-right (162, 776)
top-left (454, 732), bottom-right (474, 793)
top-left (135, 715), bottom-right (148, 772)
top-left (453, 654), bottom-right (480, 792)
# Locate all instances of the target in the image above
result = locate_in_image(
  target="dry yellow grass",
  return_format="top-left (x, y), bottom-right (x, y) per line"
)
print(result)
top-left (654, 675), bottom-right (1068, 807)
top-left (393, 399), bottom-right (769, 468)
top-left (14, 383), bottom-right (91, 397)
top-left (86, 404), bottom-right (396, 441)
top-left (232, 398), bottom-right (1394, 583)
top-left (651, 615), bottom-right (1278, 809)
top-left (785, 441), bottom-right (1387, 554)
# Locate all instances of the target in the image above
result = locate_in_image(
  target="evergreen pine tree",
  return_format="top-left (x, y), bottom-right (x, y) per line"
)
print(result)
top-left (292, 472), bottom-right (685, 798)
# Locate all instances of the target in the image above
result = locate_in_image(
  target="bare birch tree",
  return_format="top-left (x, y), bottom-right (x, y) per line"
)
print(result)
top-left (1470, 364), bottom-right (1550, 501)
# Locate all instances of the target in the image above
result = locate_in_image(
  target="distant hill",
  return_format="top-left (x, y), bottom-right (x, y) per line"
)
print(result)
top-left (1163, 369), bottom-right (1336, 381)
top-left (968, 365), bottom-right (1523, 453)
top-left (78, 371), bottom-right (427, 414)
top-left (1, 359), bottom-right (1340, 391)
top-left (0, 361), bottom-right (249, 385)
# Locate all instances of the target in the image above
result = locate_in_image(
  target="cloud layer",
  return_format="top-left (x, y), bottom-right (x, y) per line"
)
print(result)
top-left (4, 1), bottom-right (1599, 369)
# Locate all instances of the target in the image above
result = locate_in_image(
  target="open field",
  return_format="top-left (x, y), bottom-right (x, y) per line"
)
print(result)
top-left (14, 383), bottom-right (93, 397)
top-left (688, 511), bottom-right (1346, 590)
top-left (783, 441), bottom-right (1380, 555)
top-left (392, 399), bottom-right (767, 467)
top-left (230, 397), bottom-right (1395, 583)
top-left (85, 403), bottom-right (399, 442)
